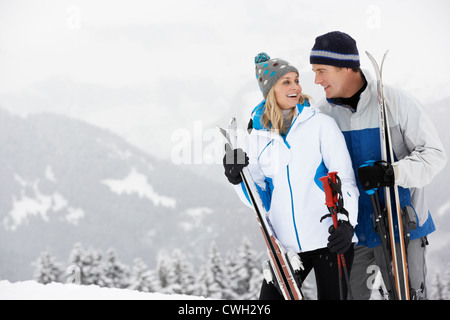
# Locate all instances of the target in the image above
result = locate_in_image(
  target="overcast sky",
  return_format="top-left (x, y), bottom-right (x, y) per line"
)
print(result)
top-left (1, 0), bottom-right (449, 161)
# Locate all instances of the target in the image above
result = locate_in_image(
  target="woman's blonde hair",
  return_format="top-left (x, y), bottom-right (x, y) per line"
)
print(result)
top-left (261, 89), bottom-right (311, 135)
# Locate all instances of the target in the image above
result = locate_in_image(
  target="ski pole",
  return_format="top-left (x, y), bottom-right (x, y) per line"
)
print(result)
top-left (359, 161), bottom-right (398, 300)
top-left (368, 188), bottom-right (398, 300)
top-left (327, 172), bottom-right (354, 301)
top-left (319, 172), bottom-right (353, 300)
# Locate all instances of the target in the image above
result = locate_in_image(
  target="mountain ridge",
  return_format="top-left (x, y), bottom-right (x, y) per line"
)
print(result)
top-left (0, 108), bottom-right (260, 281)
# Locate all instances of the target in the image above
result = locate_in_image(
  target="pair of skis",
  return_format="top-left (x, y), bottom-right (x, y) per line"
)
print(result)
top-left (218, 118), bottom-right (305, 300)
top-left (365, 51), bottom-right (410, 300)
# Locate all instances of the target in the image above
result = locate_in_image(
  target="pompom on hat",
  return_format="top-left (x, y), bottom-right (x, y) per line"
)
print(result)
top-left (254, 52), bottom-right (299, 99)
top-left (310, 31), bottom-right (360, 69)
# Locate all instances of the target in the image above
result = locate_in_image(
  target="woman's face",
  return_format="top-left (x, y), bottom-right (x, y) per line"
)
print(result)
top-left (273, 72), bottom-right (302, 110)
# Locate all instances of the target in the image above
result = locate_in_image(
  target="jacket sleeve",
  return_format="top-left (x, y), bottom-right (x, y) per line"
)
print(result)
top-left (319, 114), bottom-right (360, 227)
top-left (231, 133), bottom-right (272, 212)
top-left (387, 87), bottom-right (447, 189)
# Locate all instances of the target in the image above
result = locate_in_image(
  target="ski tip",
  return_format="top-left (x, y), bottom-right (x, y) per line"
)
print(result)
top-left (216, 126), bottom-right (227, 135)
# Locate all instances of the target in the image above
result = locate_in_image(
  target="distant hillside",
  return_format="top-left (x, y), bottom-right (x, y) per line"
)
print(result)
top-left (0, 108), bottom-right (261, 281)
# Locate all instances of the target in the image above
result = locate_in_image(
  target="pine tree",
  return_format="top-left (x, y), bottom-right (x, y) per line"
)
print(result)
top-left (226, 237), bottom-right (263, 299)
top-left (103, 248), bottom-right (130, 289)
top-left (32, 251), bottom-right (64, 284)
top-left (224, 251), bottom-right (240, 299)
top-left (170, 249), bottom-right (199, 296)
top-left (433, 272), bottom-right (446, 300)
top-left (200, 242), bottom-right (229, 299)
top-left (66, 242), bottom-right (87, 284)
top-left (83, 246), bottom-right (107, 286)
top-left (446, 262), bottom-right (450, 300)
top-left (65, 243), bottom-right (106, 286)
top-left (156, 251), bottom-right (173, 292)
top-left (247, 267), bottom-right (264, 299)
top-left (128, 257), bottom-right (159, 293)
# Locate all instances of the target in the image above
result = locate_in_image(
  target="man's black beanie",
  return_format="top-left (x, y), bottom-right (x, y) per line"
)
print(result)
top-left (310, 31), bottom-right (360, 68)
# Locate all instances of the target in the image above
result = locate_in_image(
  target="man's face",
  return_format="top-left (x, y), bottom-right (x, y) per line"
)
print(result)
top-left (312, 64), bottom-right (350, 99)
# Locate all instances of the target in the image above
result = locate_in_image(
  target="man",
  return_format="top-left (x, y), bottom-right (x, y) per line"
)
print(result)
top-left (310, 31), bottom-right (446, 299)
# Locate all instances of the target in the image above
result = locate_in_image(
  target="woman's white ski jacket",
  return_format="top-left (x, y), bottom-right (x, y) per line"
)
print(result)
top-left (233, 101), bottom-right (359, 253)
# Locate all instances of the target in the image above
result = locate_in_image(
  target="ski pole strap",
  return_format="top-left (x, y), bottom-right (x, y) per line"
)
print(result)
top-left (328, 172), bottom-right (345, 215)
top-left (327, 172), bottom-right (349, 220)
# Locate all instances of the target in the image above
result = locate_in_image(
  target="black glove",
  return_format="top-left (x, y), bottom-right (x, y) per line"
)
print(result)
top-left (357, 161), bottom-right (395, 190)
top-left (223, 144), bottom-right (249, 185)
top-left (327, 220), bottom-right (354, 254)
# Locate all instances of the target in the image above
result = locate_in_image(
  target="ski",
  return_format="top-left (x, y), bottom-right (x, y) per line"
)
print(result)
top-left (218, 118), bottom-right (305, 300)
top-left (365, 50), bottom-right (410, 300)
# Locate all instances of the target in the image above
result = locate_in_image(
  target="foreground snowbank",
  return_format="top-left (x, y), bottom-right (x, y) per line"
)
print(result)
top-left (0, 280), bottom-right (205, 300)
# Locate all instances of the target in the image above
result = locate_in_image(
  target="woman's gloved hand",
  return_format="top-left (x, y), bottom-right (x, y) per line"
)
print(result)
top-left (223, 144), bottom-right (249, 185)
top-left (327, 220), bottom-right (354, 254)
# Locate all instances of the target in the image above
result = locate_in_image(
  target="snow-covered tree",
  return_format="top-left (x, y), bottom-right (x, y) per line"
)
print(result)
top-left (169, 249), bottom-right (199, 296)
top-left (433, 272), bottom-right (446, 300)
top-left (156, 251), bottom-right (173, 292)
top-left (226, 237), bottom-right (263, 299)
top-left (32, 251), bottom-right (64, 284)
top-left (431, 264), bottom-right (450, 300)
top-left (83, 247), bottom-right (107, 286)
top-left (128, 257), bottom-right (159, 293)
top-left (66, 242), bottom-right (88, 284)
top-left (198, 242), bottom-right (229, 299)
top-left (66, 242), bottom-right (107, 286)
top-left (224, 251), bottom-right (240, 300)
top-left (103, 248), bottom-right (130, 289)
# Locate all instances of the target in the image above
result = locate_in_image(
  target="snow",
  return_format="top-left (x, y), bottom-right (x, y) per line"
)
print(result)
top-left (0, 280), bottom-right (205, 300)
top-left (4, 174), bottom-right (85, 230)
top-left (180, 207), bottom-right (213, 232)
top-left (101, 167), bottom-right (176, 208)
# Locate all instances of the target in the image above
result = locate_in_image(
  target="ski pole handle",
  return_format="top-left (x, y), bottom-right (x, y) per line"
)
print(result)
top-left (319, 175), bottom-right (337, 209)
top-left (327, 171), bottom-right (339, 204)
top-left (319, 173), bottom-right (340, 229)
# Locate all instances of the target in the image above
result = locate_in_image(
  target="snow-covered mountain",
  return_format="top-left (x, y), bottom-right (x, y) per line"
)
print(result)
top-left (1, 96), bottom-right (448, 294)
top-left (0, 108), bottom-right (262, 281)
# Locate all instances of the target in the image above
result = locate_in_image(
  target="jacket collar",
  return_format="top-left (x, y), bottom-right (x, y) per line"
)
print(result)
top-left (250, 99), bottom-right (313, 132)
top-left (326, 70), bottom-right (374, 113)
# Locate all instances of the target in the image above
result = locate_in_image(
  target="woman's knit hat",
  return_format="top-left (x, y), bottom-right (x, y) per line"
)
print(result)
top-left (254, 52), bottom-right (298, 99)
top-left (310, 31), bottom-right (360, 68)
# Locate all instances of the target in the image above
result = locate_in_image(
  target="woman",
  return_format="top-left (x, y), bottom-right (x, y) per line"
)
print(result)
top-left (223, 53), bottom-right (359, 300)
